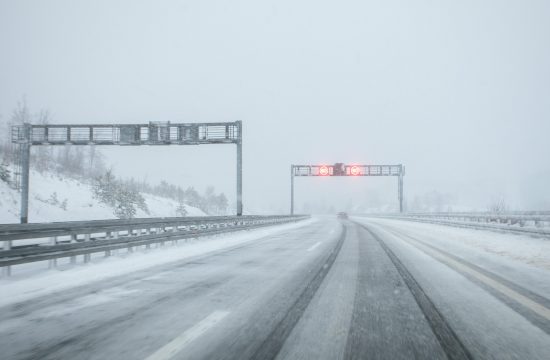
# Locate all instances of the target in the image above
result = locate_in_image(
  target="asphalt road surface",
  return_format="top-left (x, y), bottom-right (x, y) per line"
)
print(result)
top-left (1, 217), bottom-right (549, 360)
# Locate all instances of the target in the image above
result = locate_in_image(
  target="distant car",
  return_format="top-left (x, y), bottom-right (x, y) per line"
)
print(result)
top-left (337, 212), bottom-right (348, 219)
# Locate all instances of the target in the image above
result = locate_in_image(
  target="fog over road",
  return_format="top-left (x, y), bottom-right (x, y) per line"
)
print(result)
top-left (1, 218), bottom-right (549, 360)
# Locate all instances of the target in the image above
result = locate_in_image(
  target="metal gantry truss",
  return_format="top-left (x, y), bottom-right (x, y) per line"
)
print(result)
top-left (11, 121), bottom-right (241, 146)
top-left (11, 121), bottom-right (243, 223)
top-left (290, 163), bottom-right (405, 214)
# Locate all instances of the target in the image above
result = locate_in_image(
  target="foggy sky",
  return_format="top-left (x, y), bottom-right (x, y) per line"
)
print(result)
top-left (1, 0), bottom-right (549, 213)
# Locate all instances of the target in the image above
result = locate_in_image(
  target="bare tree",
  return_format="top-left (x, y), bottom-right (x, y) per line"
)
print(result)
top-left (2, 97), bottom-right (32, 163)
top-left (488, 196), bottom-right (507, 214)
top-left (0, 113), bottom-right (8, 162)
top-left (33, 109), bottom-right (53, 172)
top-left (10, 97), bottom-right (32, 126)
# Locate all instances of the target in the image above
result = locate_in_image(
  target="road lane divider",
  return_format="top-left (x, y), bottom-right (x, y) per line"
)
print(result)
top-left (306, 242), bottom-right (322, 252)
top-left (144, 310), bottom-right (229, 360)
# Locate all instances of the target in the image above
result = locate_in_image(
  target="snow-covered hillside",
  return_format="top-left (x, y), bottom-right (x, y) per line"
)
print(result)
top-left (0, 170), bottom-right (205, 224)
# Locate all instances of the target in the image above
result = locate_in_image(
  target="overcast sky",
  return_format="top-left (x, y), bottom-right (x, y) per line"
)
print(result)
top-left (1, 0), bottom-right (549, 213)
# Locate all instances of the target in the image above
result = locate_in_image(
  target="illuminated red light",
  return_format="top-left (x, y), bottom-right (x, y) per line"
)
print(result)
top-left (319, 166), bottom-right (330, 176)
top-left (350, 166), bottom-right (360, 176)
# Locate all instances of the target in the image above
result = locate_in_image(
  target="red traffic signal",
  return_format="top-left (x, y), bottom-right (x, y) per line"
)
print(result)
top-left (319, 165), bottom-right (330, 176)
top-left (350, 165), bottom-right (360, 176)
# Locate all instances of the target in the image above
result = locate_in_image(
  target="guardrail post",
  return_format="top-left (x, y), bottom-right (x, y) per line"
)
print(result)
top-left (83, 234), bottom-right (91, 263)
top-left (70, 234), bottom-right (77, 264)
top-left (112, 231), bottom-right (119, 255)
top-left (48, 236), bottom-right (58, 269)
top-left (145, 227), bottom-right (151, 249)
top-left (290, 165), bottom-right (294, 215)
top-left (398, 172), bottom-right (404, 213)
top-left (2, 240), bottom-right (12, 277)
top-left (127, 228), bottom-right (133, 252)
top-left (236, 130), bottom-right (243, 216)
top-left (172, 225), bottom-right (178, 245)
top-left (152, 227), bottom-right (158, 246)
top-left (1, 265), bottom-right (11, 277)
top-left (104, 231), bottom-right (112, 256)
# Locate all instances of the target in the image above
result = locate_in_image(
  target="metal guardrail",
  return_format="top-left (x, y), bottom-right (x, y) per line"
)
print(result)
top-left (0, 215), bottom-right (309, 276)
top-left (358, 212), bottom-right (550, 237)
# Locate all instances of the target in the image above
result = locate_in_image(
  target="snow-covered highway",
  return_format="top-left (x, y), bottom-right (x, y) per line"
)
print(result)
top-left (0, 217), bottom-right (549, 360)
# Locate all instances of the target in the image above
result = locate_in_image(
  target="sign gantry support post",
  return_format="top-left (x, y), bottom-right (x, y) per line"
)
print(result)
top-left (12, 121), bottom-right (243, 223)
top-left (236, 128), bottom-right (243, 217)
top-left (398, 171), bottom-right (404, 213)
top-left (290, 165), bottom-right (295, 215)
top-left (290, 163), bottom-right (405, 215)
top-left (19, 124), bottom-right (31, 224)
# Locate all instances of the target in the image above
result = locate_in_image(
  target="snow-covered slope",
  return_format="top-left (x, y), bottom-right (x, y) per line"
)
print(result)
top-left (0, 170), bottom-right (205, 224)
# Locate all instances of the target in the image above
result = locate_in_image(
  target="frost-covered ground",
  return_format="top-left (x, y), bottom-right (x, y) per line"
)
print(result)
top-left (355, 217), bottom-right (550, 270)
top-left (0, 170), bottom-right (205, 224)
top-left (0, 217), bottom-right (318, 307)
top-left (354, 216), bottom-right (550, 299)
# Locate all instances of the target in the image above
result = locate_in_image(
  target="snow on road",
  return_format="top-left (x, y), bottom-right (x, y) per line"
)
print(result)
top-left (355, 219), bottom-right (550, 360)
top-left (1, 217), bottom-right (549, 360)
top-left (353, 216), bottom-right (550, 300)
top-left (355, 216), bottom-right (550, 270)
top-left (144, 310), bottom-right (230, 360)
top-left (0, 218), bottom-right (317, 308)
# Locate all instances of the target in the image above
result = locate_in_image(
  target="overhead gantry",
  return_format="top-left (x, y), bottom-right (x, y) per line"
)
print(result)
top-left (290, 163), bottom-right (405, 214)
top-left (11, 121), bottom-right (243, 223)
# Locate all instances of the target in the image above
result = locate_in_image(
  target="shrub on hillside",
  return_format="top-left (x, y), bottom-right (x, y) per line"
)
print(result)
top-left (93, 171), bottom-right (149, 219)
top-left (0, 163), bottom-right (10, 184)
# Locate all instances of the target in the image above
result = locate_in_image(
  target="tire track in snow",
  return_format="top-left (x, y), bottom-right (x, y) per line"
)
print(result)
top-left (352, 221), bottom-right (473, 360)
top-left (250, 226), bottom-right (346, 360)
top-left (378, 224), bottom-right (550, 335)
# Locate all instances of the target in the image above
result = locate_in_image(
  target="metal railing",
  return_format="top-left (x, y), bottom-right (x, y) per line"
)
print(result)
top-left (358, 212), bottom-right (550, 237)
top-left (0, 215), bottom-right (309, 276)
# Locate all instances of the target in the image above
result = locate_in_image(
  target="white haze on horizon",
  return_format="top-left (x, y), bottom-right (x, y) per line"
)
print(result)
top-left (1, 0), bottom-right (549, 213)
